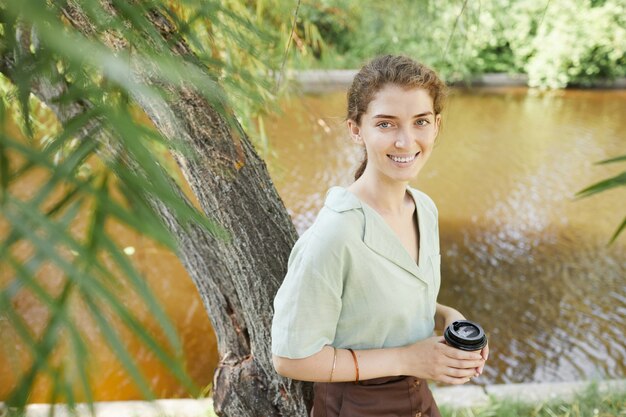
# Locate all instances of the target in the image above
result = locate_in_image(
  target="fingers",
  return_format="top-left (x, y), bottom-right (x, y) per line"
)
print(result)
top-left (442, 345), bottom-right (483, 361)
top-left (438, 353), bottom-right (483, 381)
top-left (445, 366), bottom-right (478, 379)
top-left (439, 362), bottom-right (482, 384)
top-left (477, 344), bottom-right (489, 375)
top-left (436, 344), bottom-right (484, 374)
top-left (441, 346), bottom-right (484, 378)
top-left (450, 358), bottom-right (485, 370)
top-left (438, 374), bottom-right (472, 385)
top-left (414, 337), bottom-right (487, 384)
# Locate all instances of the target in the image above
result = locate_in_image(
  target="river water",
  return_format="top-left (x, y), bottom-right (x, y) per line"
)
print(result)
top-left (264, 87), bottom-right (626, 385)
top-left (1, 87), bottom-right (624, 401)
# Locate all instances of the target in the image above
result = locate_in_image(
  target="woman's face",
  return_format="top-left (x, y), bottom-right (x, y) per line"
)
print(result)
top-left (348, 84), bottom-right (441, 184)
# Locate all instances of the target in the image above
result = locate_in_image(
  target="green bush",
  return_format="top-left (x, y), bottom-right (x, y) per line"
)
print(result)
top-left (509, 0), bottom-right (626, 88)
top-left (294, 0), bottom-right (626, 89)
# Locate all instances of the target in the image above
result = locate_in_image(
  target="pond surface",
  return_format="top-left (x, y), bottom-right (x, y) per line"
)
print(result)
top-left (264, 87), bottom-right (626, 385)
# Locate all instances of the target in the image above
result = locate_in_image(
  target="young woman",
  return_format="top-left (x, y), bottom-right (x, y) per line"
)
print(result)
top-left (271, 55), bottom-right (489, 417)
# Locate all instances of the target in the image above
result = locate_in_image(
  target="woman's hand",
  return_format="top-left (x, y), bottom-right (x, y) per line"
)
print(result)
top-left (441, 309), bottom-right (489, 377)
top-left (477, 342), bottom-right (489, 375)
top-left (400, 336), bottom-right (485, 385)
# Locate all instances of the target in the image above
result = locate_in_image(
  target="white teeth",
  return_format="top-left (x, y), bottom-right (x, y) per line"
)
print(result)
top-left (389, 153), bottom-right (417, 163)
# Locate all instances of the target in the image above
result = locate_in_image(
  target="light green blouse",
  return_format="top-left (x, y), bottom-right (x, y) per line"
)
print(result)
top-left (271, 186), bottom-right (441, 359)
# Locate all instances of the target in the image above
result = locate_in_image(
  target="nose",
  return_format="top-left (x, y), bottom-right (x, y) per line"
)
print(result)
top-left (394, 127), bottom-right (412, 148)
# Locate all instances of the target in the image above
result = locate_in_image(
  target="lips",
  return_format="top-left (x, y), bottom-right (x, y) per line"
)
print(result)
top-left (387, 152), bottom-right (419, 163)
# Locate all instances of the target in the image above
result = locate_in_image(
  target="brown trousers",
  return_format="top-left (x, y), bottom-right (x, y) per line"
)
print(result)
top-left (311, 376), bottom-right (441, 417)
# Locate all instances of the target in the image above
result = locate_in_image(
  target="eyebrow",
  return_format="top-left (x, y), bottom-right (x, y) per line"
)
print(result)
top-left (372, 112), bottom-right (434, 119)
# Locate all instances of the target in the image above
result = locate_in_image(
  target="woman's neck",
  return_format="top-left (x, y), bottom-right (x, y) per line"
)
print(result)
top-left (347, 173), bottom-right (411, 216)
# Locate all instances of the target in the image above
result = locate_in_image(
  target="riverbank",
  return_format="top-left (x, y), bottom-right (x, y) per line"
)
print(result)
top-left (290, 70), bottom-right (626, 93)
top-left (3, 379), bottom-right (625, 417)
top-left (434, 378), bottom-right (626, 408)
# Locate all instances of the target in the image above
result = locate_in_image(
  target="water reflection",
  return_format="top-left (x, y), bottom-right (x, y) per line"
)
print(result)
top-left (264, 87), bottom-right (626, 385)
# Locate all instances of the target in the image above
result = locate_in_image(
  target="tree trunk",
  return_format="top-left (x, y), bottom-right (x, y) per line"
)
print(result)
top-left (2, 5), bottom-right (313, 417)
top-left (141, 98), bottom-right (314, 416)
top-left (131, 78), bottom-right (314, 417)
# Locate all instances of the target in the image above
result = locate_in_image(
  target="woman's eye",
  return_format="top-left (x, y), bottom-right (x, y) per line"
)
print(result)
top-left (416, 119), bottom-right (429, 126)
top-left (377, 121), bottom-right (392, 128)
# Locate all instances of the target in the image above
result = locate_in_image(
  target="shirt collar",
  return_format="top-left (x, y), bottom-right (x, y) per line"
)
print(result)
top-left (323, 186), bottom-right (431, 285)
top-left (324, 186), bottom-right (362, 212)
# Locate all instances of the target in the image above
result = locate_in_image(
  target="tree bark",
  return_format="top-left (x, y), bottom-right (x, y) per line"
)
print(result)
top-left (2, 5), bottom-right (313, 417)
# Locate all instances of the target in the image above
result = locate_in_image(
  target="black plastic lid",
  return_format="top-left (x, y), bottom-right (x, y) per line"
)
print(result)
top-left (443, 320), bottom-right (488, 351)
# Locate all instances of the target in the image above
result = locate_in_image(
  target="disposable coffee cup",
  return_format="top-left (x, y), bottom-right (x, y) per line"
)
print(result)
top-left (443, 320), bottom-right (487, 351)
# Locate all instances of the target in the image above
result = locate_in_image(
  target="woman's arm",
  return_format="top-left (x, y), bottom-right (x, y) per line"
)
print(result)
top-left (273, 345), bottom-right (403, 382)
top-left (273, 336), bottom-right (484, 385)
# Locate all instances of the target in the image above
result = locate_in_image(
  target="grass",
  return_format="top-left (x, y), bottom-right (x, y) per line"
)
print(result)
top-left (3, 383), bottom-right (624, 417)
top-left (440, 384), bottom-right (626, 417)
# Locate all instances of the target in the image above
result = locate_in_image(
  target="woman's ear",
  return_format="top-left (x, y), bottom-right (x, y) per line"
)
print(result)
top-left (434, 114), bottom-right (442, 139)
top-left (347, 119), bottom-right (363, 145)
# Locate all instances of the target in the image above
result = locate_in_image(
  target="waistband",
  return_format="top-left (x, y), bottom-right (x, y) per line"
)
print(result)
top-left (353, 375), bottom-right (410, 385)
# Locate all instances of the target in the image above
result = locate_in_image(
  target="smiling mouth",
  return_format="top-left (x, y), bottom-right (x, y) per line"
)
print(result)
top-left (388, 152), bottom-right (419, 163)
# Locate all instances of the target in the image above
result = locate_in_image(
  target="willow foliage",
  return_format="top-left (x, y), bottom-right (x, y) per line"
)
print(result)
top-left (1, 0), bottom-right (623, 413)
top-left (0, 0), bottom-right (309, 411)
top-left (577, 155), bottom-right (626, 244)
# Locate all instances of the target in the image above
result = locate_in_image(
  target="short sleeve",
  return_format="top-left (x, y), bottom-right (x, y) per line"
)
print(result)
top-left (271, 223), bottom-right (346, 359)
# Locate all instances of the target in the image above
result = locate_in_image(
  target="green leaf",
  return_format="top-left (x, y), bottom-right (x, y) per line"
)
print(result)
top-left (100, 236), bottom-right (182, 355)
top-left (85, 172), bottom-right (109, 255)
top-left (0, 131), bottom-right (8, 205)
top-left (83, 266), bottom-right (198, 395)
top-left (5, 281), bottom-right (75, 407)
top-left (609, 216), bottom-right (626, 244)
top-left (575, 171), bottom-right (626, 199)
top-left (6, 256), bottom-right (93, 408)
top-left (0, 185), bottom-right (81, 260)
top-left (597, 154), bottom-right (626, 165)
top-left (1, 0), bottom-right (296, 408)
top-left (3, 191), bottom-right (82, 315)
top-left (4, 196), bottom-right (194, 402)
top-left (105, 113), bottom-right (226, 239)
top-left (0, 287), bottom-right (60, 377)
top-left (82, 294), bottom-right (155, 401)
top-left (1, 134), bottom-right (183, 244)
top-left (6, 190), bottom-right (196, 394)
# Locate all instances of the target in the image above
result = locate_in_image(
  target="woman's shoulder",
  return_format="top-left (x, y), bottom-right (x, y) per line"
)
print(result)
top-left (297, 187), bottom-right (365, 248)
top-left (323, 186), bottom-right (362, 213)
top-left (318, 186), bottom-right (365, 231)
